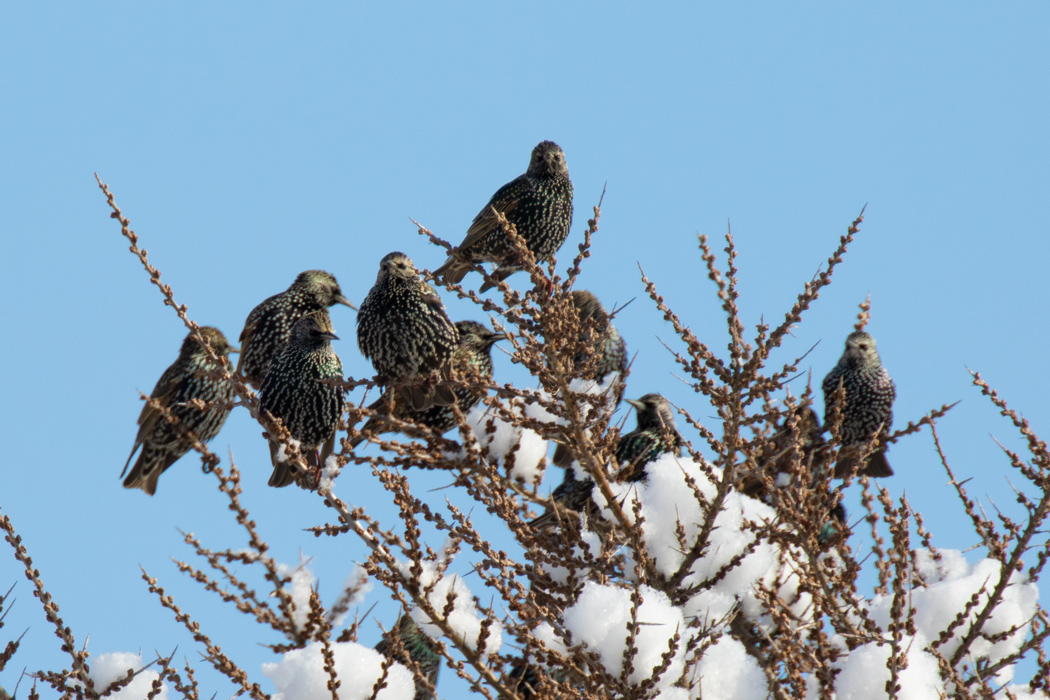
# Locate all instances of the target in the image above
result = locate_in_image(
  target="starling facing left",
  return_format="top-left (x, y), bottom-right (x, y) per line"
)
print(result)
top-left (122, 327), bottom-right (237, 496)
top-left (357, 252), bottom-right (460, 411)
top-left (374, 615), bottom-right (440, 700)
top-left (350, 320), bottom-right (506, 448)
top-left (259, 310), bottom-right (345, 488)
top-left (821, 330), bottom-right (896, 478)
top-left (236, 270), bottom-right (355, 389)
top-left (434, 141), bottom-right (574, 291)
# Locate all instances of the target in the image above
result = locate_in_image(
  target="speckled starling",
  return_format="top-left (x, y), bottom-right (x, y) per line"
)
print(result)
top-left (551, 290), bottom-right (629, 468)
top-left (821, 331), bottom-right (896, 478)
top-left (358, 252), bottom-right (460, 411)
top-left (434, 141), bottom-right (574, 291)
top-left (351, 320), bottom-right (506, 448)
top-left (509, 662), bottom-right (572, 700)
top-left (259, 310), bottom-right (344, 488)
top-left (531, 393), bottom-right (683, 529)
top-left (614, 393), bottom-right (685, 482)
top-left (122, 327), bottom-right (236, 496)
top-left (237, 270), bottom-right (355, 389)
top-left (374, 615), bottom-right (440, 700)
top-left (740, 406), bottom-right (825, 499)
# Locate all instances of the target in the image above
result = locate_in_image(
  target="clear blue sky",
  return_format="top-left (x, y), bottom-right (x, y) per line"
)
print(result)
top-left (2, 2), bottom-right (1048, 696)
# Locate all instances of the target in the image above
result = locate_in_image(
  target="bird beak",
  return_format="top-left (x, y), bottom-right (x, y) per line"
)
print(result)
top-left (489, 331), bottom-right (509, 342)
top-left (625, 398), bottom-right (645, 410)
top-left (321, 332), bottom-right (340, 341)
top-left (228, 346), bottom-right (241, 354)
top-left (334, 293), bottom-right (358, 311)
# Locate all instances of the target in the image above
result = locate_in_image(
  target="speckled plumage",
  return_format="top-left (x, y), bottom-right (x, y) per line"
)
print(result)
top-left (122, 327), bottom-right (236, 496)
top-left (551, 290), bottom-right (629, 468)
top-left (351, 321), bottom-right (505, 448)
top-left (374, 616), bottom-right (440, 700)
top-left (236, 270), bottom-right (354, 389)
top-left (434, 141), bottom-right (574, 291)
top-left (531, 393), bottom-right (683, 530)
top-left (822, 331), bottom-right (896, 478)
top-left (357, 252), bottom-right (460, 411)
top-left (259, 311), bottom-right (344, 488)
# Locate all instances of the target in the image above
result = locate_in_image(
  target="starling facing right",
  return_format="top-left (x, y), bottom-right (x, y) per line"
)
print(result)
top-left (530, 393), bottom-right (683, 530)
top-left (236, 270), bottom-right (355, 389)
top-left (259, 310), bottom-right (345, 488)
top-left (551, 290), bottom-right (629, 468)
top-left (821, 330), bottom-right (896, 478)
top-left (374, 615), bottom-right (440, 700)
top-left (434, 141), bottom-right (574, 291)
top-left (121, 327), bottom-right (236, 496)
top-left (357, 252), bottom-right (460, 411)
top-left (350, 320), bottom-right (506, 448)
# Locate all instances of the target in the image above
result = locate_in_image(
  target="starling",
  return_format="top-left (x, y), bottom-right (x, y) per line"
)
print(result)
top-left (614, 393), bottom-right (685, 482)
top-left (434, 140), bottom-right (574, 291)
top-left (350, 320), bottom-right (506, 448)
top-left (357, 252), bottom-right (460, 411)
top-left (236, 270), bottom-right (355, 389)
top-left (122, 327), bottom-right (236, 496)
top-left (508, 661), bottom-right (572, 700)
top-left (374, 615), bottom-right (440, 700)
top-left (740, 405), bottom-right (825, 499)
top-left (821, 330), bottom-right (896, 478)
top-left (551, 290), bottom-right (629, 468)
top-left (259, 310), bottom-right (344, 488)
top-left (818, 502), bottom-right (848, 546)
top-left (531, 393), bottom-right (683, 529)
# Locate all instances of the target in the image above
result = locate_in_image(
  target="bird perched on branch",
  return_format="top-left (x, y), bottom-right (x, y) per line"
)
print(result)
top-left (122, 327), bottom-right (236, 495)
top-left (551, 290), bottom-right (629, 468)
top-left (358, 252), bottom-right (459, 411)
top-left (739, 405), bottom-right (825, 499)
top-left (375, 615), bottom-right (440, 700)
top-left (434, 140), bottom-right (573, 291)
top-left (350, 320), bottom-right (506, 448)
top-left (259, 311), bottom-right (344, 488)
top-left (236, 270), bottom-right (355, 389)
top-left (531, 393), bottom-right (683, 530)
top-left (821, 330), bottom-right (896, 478)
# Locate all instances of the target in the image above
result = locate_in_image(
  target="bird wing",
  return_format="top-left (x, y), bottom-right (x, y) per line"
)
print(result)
top-left (458, 177), bottom-right (529, 250)
top-left (122, 363), bottom-right (183, 476)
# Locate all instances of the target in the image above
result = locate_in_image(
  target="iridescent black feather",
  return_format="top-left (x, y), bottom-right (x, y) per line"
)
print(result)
top-left (236, 270), bottom-right (354, 389)
top-left (259, 310), bottom-right (344, 488)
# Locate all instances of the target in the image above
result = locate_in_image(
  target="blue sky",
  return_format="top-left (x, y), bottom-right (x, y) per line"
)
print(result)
top-left (2, 2), bottom-right (1048, 695)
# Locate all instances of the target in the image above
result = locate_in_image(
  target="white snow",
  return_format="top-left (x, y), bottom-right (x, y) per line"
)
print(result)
top-left (865, 551), bottom-right (1040, 685)
top-left (834, 636), bottom-right (942, 700)
top-left (461, 401), bottom-right (548, 483)
top-left (276, 557), bottom-right (318, 631)
top-left (397, 558), bottom-right (503, 657)
top-left (318, 453), bottom-right (342, 492)
top-left (562, 582), bottom-right (686, 690)
top-left (83, 651), bottom-right (169, 699)
top-left (695, 636), bottom-right (766, 700)
top-left (262, 641), bottom-right (415, 700)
